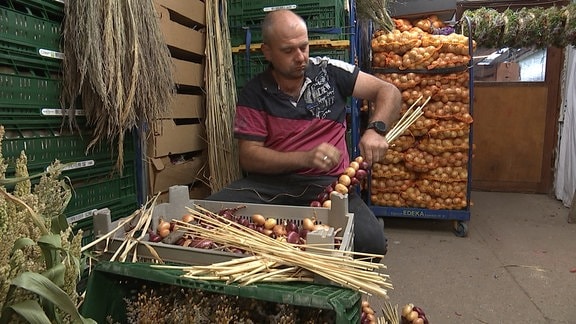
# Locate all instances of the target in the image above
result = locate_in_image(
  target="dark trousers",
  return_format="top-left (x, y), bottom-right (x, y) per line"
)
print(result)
top-left (206, 174), bottom-right (387, 258)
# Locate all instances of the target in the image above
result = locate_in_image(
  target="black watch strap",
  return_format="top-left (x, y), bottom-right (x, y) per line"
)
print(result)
top-left (366, 121), bottom-right (387, 135)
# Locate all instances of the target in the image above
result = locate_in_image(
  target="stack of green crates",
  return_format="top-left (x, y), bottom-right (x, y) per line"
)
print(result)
top-left (81, 261), bottom-right (362, 323)
top-left (227, 0), bottom-right (350, 47)
top-left (228, 0), bottom-right (352, 91)
top-left (0, 0), bottom-right (138, 245)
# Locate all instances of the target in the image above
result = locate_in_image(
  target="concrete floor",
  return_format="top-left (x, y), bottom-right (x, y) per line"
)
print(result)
top-left (371, 191), bottom-right (576, 324)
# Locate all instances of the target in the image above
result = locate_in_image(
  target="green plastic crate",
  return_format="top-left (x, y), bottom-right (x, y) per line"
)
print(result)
top-left (64, 162), bottom-right (138, 219)
top-left (1, 127), bottom-right (133, 176)
top-left (0, 6), bottom-right (62, 58)
top-left (81, 261), bottom-right (362, 324)
top-left (228, 0), bottom-right (349, 46)
top-left (0, 50), bottom-right (62, 110)
top-left (233, 48), bottom-right (350, 88)
top-left (4, 0), bottom-right (64, 21)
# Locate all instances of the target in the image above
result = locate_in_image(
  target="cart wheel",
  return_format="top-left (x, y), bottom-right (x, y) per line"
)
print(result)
top-left (453, 221), bottom-right (469, 237)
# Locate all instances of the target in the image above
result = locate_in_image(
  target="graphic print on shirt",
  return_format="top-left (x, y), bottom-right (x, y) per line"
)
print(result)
top-left (303, 61), bottom-right (334, 119)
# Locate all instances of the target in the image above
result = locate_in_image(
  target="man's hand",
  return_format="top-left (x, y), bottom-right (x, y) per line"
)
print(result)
top-left (359, 129), bottom-right (390, 166)
top-left (310, 142), bottom-right (342, 171)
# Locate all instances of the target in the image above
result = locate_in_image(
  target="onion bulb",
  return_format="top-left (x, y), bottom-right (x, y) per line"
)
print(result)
top-left (181, 214), bottom-right (194, 223)
top-left (302, 217), bottom-right (316, 231)
top-left (264, 218), bottom-right (277, 230)
top-left (251, 214), bottom-right (266, 226)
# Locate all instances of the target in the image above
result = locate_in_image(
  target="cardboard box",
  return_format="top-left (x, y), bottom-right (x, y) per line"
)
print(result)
top-left (149, 119), bottom-right (207, 157)
top-left (172, 58), bottom-right (204, 87)
top-left (148, 153), bottom-right (207, 194)
top-left (496, 62), bottom-right (521, 81)
top-left (154, 0), bottom-right (205, 26)
top-left (156, 4), bottom-right (205, 56)
top-left (165, 94), bottom-right (204, 119)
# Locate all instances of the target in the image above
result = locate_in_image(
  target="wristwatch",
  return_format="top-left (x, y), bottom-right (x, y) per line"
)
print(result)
top-left (366, 121), bottom-right (387, 135)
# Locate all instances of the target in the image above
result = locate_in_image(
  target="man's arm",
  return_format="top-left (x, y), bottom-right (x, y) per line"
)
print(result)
top-left (352, 71), bottom-right (402, 165)
top-left (238, 140), bottom-right (341, 174)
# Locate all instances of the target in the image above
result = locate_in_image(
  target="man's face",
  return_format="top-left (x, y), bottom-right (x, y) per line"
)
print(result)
top-left (262, 21), bottom-right (309, 80)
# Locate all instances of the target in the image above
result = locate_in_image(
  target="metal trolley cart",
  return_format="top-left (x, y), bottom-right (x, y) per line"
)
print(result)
top-left (353, 14), bottom-right (475, 237)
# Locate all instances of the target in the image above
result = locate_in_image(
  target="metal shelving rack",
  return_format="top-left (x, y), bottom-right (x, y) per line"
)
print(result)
top-left (356, 16), bottom-right (475, 237)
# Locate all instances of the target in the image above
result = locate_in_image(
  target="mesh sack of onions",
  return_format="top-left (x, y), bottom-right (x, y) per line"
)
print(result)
top-left (437, 34), bottom-right (475, 55)
top-left (434, 84), bottom-right (470, 104)
top-left (417, 179), bottom-right (468, 199)
top-left (402, 89), bottom-right (431, 106)
top-left (434, 151), bottom-right (469, 168)
top-left (430, 196), bottom-right (468, 210)
top-left (371, 29), bottom-right (423, 54)
top-left (403, 147), bottom-right (438, 172)
top-left (428, 120), bottom-right (470, 139)
top-left (401, 45), bottom-right (441, 70)
top-left (413, 15), bottom-right (445, 33)
top-left (418, 136), bottom-right (470, 155)
top-left (371, 192), bottom-right (407, 207)
top-left (371, 178), bottom-right (415, 194)
top-left (428, 52), bottom-right (471, 70)
top-left (393, 18), bottom-right (413, 32)
top-left (389, 134), bottom-right (416, 152)
top-left (381, 149), bottom-right (405, 164)
top-left (423, 101), bottom-right (470, 119)
top-left (375, 72), bottom-right (423, 90)
top-left (401, 187), bottom-right (433, 208)
top-left (422, 166), bottom-right (469, 182)
top-left (372, 162), bottom-right (417, 180)
top-left (407, 116), bottom-right (437, 137)
top-left (372, 51), bottom-right (404, 69)
top-left (419, 72), bottom-right (469, 89)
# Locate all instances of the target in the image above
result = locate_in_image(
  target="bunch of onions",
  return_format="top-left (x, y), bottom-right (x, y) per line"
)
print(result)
top-left (310, 156), bottom-right (369, 208)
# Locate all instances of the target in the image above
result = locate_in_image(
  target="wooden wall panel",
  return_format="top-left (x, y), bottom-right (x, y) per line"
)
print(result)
top-left (471, 85), bottom-right (548, 192)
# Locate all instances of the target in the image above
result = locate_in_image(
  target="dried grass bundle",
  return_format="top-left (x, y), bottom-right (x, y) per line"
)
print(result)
top-left (356, 0), bottom-right (394, 32)
top-left (62, 0), bottom-right (175, 171)
top-left (204, 0), bottom-right (243, 192)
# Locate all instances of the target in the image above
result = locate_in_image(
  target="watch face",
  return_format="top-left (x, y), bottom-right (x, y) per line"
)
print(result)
top-left (369, 121), bottom-right (387, 134)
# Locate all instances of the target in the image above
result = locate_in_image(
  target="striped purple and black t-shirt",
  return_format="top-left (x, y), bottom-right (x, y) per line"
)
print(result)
top-left (234, 56), bottom-right (360, 176)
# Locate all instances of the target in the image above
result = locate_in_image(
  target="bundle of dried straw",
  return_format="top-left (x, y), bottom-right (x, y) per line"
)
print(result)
top-left (62, 0), bottom-right (175, 171)
top-left (205, 0), bottom-right (243, 192)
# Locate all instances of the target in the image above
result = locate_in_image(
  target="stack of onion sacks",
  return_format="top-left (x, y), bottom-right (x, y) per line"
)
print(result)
top-left (310, 156), bottom-right (369, 208)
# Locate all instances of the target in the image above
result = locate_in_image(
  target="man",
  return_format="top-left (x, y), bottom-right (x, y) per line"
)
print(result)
top-left (207, 9), bottom-right (401, 258)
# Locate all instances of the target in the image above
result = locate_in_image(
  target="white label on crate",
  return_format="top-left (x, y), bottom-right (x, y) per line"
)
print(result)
top-left (263, 5), bottom-right (297, 12)
top-left (38, 49), bottom-right (64, 60)
top-left (67, 209), bottom-right (97, 224)
top-left (61, 160), bottom-right (95, 171)
top-left (42, 108), bottom-right (86, 116)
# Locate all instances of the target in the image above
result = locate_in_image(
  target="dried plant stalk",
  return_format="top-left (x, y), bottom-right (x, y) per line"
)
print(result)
top-left (62, 0), bottom-right (175, 171)
top-left (205, 0), bottom-right (243, 192)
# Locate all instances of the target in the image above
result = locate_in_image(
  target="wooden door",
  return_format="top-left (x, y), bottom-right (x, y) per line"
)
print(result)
top-left (470, 47), bottom-right (563, 193)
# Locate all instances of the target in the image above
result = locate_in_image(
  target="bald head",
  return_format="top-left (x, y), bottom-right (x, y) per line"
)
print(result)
top-left (262, 10), bottom-right (307, 45)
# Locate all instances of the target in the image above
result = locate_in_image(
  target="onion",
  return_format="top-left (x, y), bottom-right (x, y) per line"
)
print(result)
top-left (322, 199), bottom-right (332, 208)
top-left (251, 214), bottom-right (266, 226)
top-left (355, 169), bottom-right (368, 180)
top-left (401, 304), bottom-right (413, 317)
top-left (285, 221), bottom-right (298, 233)
top-left (286, 231), bottom-right (300, 244)
top-left (272, 224), bottom-right (287, 237)
top-left (157, 219), bottom-right (171, 232)
top-left (264, 218), bottom-right (277, 230)
top-left (316, 191), bottom-right (329, 203)
top-left (148, 230), bottom-right (162, 242)
top-left (157, 228), bottom-right (170, 238)
top-left (339, 174), bottom-right (351, 187)
top-left (334, 183), bottom-right (349, 194)
top-left (310, 200), bottom-right (322, 207)
top-left (181, 214), bottom-right (194, 223)
top-left (302, 218), bottom-right (316, 231)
